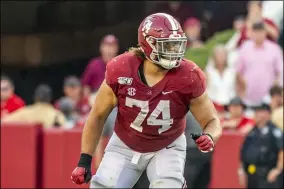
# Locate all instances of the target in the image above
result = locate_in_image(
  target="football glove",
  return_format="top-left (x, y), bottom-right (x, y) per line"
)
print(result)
top-left (71, 153), bottom-right (92, 184)
top-left (191, 133), bottom-right (214, 153)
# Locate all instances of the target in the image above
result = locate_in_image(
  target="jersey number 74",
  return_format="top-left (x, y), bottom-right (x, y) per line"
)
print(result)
top-left (125, 97), bottom-right (174, 134)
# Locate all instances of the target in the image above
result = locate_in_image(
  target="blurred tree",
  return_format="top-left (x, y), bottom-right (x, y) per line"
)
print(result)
top-left (184, 28), bottom-right (236, 70)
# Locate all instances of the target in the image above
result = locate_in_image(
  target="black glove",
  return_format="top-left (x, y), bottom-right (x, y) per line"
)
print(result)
top-left (71, 153), bottom-right (92, 184)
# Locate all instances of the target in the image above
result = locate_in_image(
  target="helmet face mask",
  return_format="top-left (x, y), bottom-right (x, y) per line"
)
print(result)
top-left (138, 13), bottom-right (188, 70)
top-left (146, 36), bottom-right (187, 69)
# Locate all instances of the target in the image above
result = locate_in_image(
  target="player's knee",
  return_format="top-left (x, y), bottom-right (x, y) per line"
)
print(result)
top-left (90, 179), bottom-right (107, 188)
top-left (149, 178), bottom-right (183, 188)
top-left (90, 174), bottom-right (116, 188)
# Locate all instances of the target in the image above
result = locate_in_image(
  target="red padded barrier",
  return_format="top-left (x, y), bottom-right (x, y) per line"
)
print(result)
top-left (42, 129), bottom-right (65, 188)
top-left (1, 123), bottom-right (42, 188)
top-left (1, 124), bottom-right (245, 188)
top-left (210, 131), bottom-right (245, 188)
top-left (42, 128), bottom-right (109, 188)
top-left (61, 129), bottom-right (89, 188)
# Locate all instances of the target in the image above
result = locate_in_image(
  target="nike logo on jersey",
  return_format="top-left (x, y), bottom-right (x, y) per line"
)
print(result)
top-left (166, 145), bottom-right (176, 149)
top-left (162, 91), bottom-right (173, 95)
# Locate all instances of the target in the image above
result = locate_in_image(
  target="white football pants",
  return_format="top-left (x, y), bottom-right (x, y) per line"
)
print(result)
top-left (90, 132), bottom-right (187, 188)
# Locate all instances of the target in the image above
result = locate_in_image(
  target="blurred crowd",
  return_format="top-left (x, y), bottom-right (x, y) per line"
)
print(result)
top-left (1, 1), bottom-right (283, 188)
top-left (2, 1), bottom-right (283, 132)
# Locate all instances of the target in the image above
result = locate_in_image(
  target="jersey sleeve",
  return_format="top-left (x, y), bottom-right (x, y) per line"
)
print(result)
top-left (105, 59), bottom-right (119, 95)
top-left (105, 53), bottom-right (133, 95)
top-left (180, 65), bottom-right (206, 101)
top-left (191, 67), bottom-right (206, 98)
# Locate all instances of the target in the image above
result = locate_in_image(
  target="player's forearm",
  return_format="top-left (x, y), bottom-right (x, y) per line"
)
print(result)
top-left (203, 117), bottom-right (222, 143)
top-left (81, 115), bottom-right (106, 156)
top-left (189, 93), bottom-right (223, 143)
top-left (276, 150), bottom-right (284, 171)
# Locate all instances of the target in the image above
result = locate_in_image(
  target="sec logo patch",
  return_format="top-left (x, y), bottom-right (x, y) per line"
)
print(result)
top-left (127, 88), bottom-right (136, 96)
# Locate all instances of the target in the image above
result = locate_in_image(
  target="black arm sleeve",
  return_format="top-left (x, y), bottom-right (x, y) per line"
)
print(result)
top-left (273, 128), bottom-right (283, 151)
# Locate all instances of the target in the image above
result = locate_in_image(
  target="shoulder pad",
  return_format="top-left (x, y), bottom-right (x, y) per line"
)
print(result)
top-left (106, 52), bottom-right (136, 79)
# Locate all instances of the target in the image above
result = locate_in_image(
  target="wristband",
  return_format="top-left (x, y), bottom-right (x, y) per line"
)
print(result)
top-left (205, 133), bottom-right (214, 142)
top-left (190, 133), bottom-right (214, 141)
top-left (78, 153), bottom-right (92, 168)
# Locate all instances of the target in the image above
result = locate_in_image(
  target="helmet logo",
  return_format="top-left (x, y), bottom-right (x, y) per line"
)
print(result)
top-left (142, 20), bottom-right (153, 36)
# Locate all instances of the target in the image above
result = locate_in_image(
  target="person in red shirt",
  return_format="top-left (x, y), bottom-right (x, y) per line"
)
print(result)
top-left (183, 17), bottom-right (204, 48)
top-left (237, 1), bottom-right (279, 47)
top-left (222, 97), bottom-right (255, 134)
top-left (1, 75), bottom-right (25, 118)
top-left (81, 34), bottom-right (119, 96)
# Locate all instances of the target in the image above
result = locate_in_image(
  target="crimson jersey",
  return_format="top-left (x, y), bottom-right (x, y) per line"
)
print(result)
top-left (105, 52), bottom-right (206, 153)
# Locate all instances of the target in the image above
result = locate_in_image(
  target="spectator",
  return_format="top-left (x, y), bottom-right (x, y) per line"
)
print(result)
top-left (262, 1), bottom-right (284, 29)
top-left (205, 15), bottom-right (246, 51)
top-left (55, 76), bottom-right (91, 117)
top-left (239, 103), bottom-right (283, 188)
top-left (1, 75), bottom-right (25, 118)
top-left (233, 15), bottom-right (246, 32)
top-left (81, 34), bottom-right (119, 95)
top-left (237, 1), bottom-right (279, 47)
top-left (3, 84), bottom-right (66, 128)
top-left (183, 17), bottom-right (204, 48)
top-left (222, 97), bottom-right (255, 135)
top-left (188, 15), bottom-right (245, 70)
top-left (269, 86), bottom-right (284, 132)
top-left (236, 21), bottom-right (283, 106)
top-left (76, 92), bottom-right (116, 134)
top-left (206, 45), bottom-right (237, 106)
top-left (269, 86), bottom-right (283, 111)
top-left (204, 15), bottom-right (246, 69)
top-left (75, 92), bottom-right (116, 132)
top-left (272, 106), bottom-right (283, 132)
top-left (57, 97), bottom-right (78, 129)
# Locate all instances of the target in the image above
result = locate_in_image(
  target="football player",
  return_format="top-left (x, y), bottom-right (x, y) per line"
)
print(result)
top-left (71, 13), bottom-right (222, 188)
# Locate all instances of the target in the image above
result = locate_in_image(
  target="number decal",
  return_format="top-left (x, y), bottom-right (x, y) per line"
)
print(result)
top-left (125, 97), bottom-right (173, 134)
top-left (147, 100), bottom-right (173, 134)
top-left (125, 97), bottom-right (149, 132)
